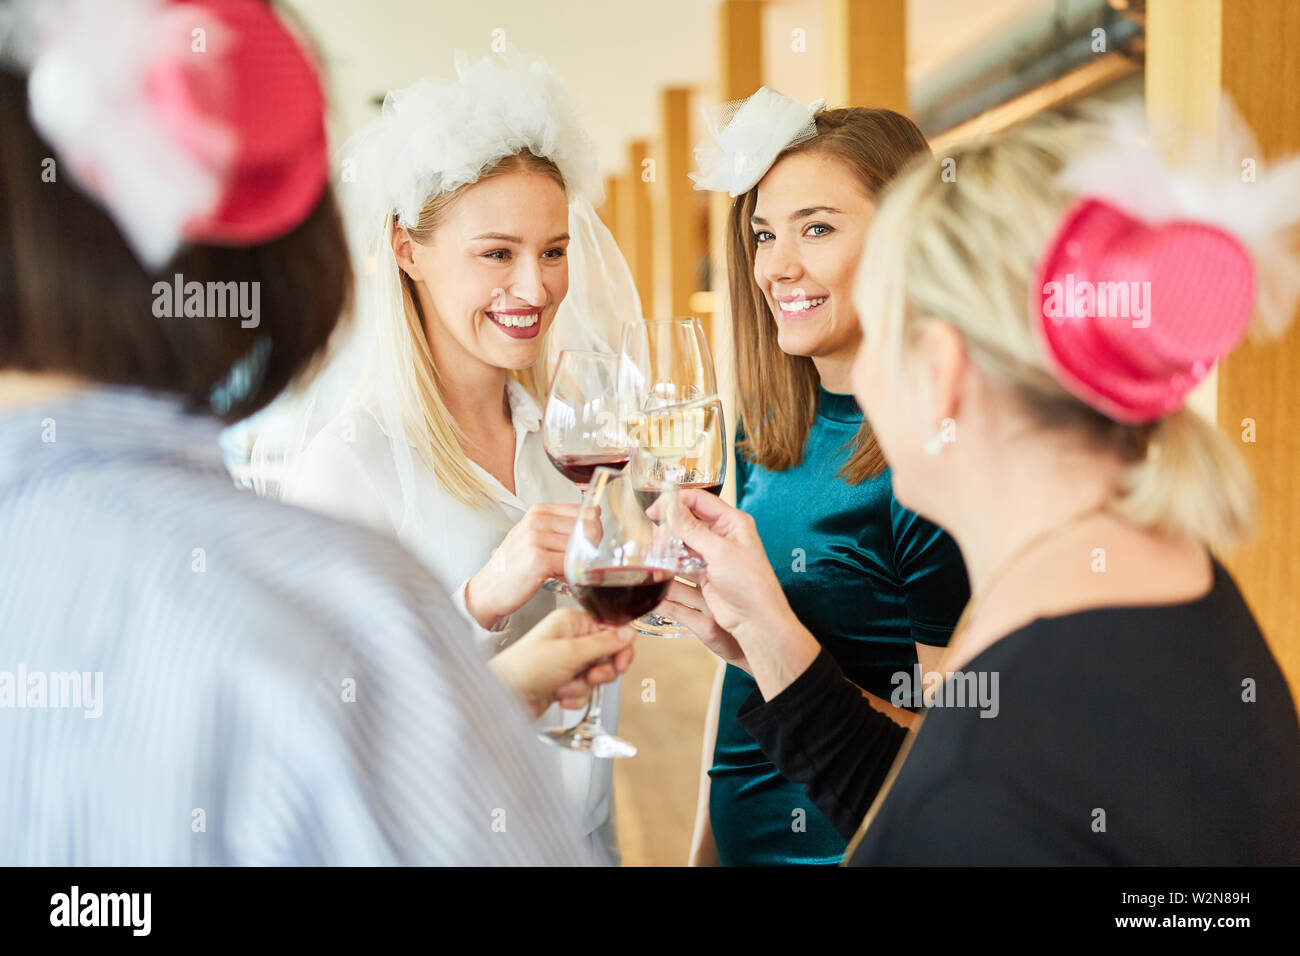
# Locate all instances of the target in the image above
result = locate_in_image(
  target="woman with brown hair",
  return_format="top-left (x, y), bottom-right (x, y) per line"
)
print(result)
top-left (667, 89), bottom-right (969, 865)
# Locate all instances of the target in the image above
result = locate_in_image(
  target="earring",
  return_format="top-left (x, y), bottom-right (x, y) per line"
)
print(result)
top-left (923, 422), bottom-right (951, 456)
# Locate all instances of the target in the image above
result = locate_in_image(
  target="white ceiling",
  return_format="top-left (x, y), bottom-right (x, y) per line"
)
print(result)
top-left (283, 0), bottom-right (1055, 179)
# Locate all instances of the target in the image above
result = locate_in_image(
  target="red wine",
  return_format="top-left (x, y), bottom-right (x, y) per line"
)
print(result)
top-left (634, 481), bottom-right (723, 511)
top-left (546, 452), bottom-right (631, 486)
top-left (572, 567), bottom-right (673, 625)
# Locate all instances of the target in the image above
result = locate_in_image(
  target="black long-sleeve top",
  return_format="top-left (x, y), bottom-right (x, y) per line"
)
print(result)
top-left (737, 557), bottom-right (1300, 865)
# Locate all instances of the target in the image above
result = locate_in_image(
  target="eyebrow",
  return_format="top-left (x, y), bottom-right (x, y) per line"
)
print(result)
top-left (750, 206), bottom-right (845, 227)
top-left (471, 232), bottom-right (571, 244)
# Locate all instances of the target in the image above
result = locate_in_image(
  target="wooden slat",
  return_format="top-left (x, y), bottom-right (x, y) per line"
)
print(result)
top-left (1147, 0), bottom-right (1300, 710)
top-left (826, 0), bottom-right (906, 111)
top-left (624, 140), bottom-right (654, 315)
top-left (651, 88), bottom-right (700, 320)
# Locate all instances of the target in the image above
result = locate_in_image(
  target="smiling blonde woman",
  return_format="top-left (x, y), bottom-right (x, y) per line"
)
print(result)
top-left (255, 48), bottom-right (642, 866)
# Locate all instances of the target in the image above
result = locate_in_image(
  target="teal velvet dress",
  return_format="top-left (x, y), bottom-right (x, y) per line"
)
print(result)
top-left (709, 386), bottom-right (970, 866)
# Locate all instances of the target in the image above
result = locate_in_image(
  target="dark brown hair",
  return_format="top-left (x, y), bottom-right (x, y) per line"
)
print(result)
top-left (728, 107), bottom-right (932, 482)
top-left (0, 70), bottom-right (351, 423)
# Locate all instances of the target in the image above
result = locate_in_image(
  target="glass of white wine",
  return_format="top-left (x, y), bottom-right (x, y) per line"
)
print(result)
top-left (619, 318), bottom-right (726, 637)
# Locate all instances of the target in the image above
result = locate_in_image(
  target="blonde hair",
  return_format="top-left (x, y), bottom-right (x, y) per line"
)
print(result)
top-left (378, 150), bottom-right (563, 509)
top-left (854, 110), bottom-right (1256, 551)
top-left (727, 107), bottom-right (931, 483)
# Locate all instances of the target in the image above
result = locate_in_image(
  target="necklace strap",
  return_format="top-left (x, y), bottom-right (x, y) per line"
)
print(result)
top-left (943, 501), bottom-right (1110, 665)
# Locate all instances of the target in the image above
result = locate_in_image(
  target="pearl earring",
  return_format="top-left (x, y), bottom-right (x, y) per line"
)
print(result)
top-left (923, 426), bottom-right (948, 456)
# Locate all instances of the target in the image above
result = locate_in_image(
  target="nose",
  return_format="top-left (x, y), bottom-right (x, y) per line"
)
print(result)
top-left (509, 255), bottom-right (546, 307)
top-left (757, 233), bottom-right (802, 289)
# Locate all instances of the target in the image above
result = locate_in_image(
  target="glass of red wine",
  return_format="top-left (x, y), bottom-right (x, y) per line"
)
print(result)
top-left (543, 349), bottom-right (632, 490)
top-left (619, 318), bottom-right (725, 637)
top-left (538, 466), bottom-right (677, 758)
top-left (540, 349), bottom-right (634, 594)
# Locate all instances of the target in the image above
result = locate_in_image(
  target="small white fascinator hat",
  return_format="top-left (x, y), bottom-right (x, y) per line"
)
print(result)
top-left (689, 86), bottom-right (827, 197)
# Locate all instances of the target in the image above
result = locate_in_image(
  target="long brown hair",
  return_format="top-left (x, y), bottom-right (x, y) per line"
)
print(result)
top-left (728, 107), bottom-right (931, 481)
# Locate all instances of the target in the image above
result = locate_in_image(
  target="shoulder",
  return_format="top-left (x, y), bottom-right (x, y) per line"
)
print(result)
top-left (283, 405), bottom-right (398, 534)
top-left (958, 557), bottom-right (1298, 750)
top-left (886, 490), bottom-right (969, 597)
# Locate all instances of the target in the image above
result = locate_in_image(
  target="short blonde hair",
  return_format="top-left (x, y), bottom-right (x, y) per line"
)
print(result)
top-left (854, 111), bottom-right (1255, 551)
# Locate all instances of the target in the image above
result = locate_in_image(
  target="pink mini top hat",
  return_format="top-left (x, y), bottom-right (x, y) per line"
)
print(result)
top-left (21, 0), bottom-right (328, 269)
top-left (1032, 197), bottom-right (1256, 425)
top-left (1025, 98), bottom-right (1300, 426)
top-left (166, 0), bottom-right (329, 245)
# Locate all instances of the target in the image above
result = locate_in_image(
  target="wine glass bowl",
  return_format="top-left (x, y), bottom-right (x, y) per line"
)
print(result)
top-left (540, 349), bottom-right (634, 596)
top-left (543, 349), bottom-right (633, 488)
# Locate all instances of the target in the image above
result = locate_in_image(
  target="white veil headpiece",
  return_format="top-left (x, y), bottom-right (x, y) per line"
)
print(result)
top-left (251, 46), bottom-right (642, 536)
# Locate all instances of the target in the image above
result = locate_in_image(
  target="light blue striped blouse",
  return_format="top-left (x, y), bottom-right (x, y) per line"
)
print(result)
top-left (0, 385), bottom-right (592, 865)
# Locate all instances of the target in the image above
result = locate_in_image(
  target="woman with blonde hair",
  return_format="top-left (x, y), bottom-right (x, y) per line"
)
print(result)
top-left (255, 48), bottom-right (641, 865)
top-left (670, 89), bottom-right (969, 866)
top-left (660, 102), bottom-right (1300, 864)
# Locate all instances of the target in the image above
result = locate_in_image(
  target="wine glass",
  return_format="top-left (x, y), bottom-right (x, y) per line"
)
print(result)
top-left (626, 401), bottom-right (726, 637)
top-left (538, 467), bottom-right (677, 758)
top-left (540, 349), bottom-right (633, 594)
top-left (544, 349), bottom-right (632, 491)
top-left (619, 318), bottom-right (725, 636)
top-left (618, 316), bottom-right (717, 410)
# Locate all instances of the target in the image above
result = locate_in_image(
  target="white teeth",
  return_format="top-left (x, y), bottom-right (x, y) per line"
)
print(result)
top-left (778, 296), bottom-right (827, 313)
top-left (490, 311), bottom-right (540, 328)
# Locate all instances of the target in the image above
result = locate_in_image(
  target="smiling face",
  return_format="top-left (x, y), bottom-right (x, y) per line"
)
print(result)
top-left (750, 150), bottom-right (876, 368)
top-left (394, 165), bottom-right (570, 372)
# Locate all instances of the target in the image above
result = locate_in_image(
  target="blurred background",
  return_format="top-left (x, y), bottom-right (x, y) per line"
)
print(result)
top-left (242, 0), bottom-right (1299, 864)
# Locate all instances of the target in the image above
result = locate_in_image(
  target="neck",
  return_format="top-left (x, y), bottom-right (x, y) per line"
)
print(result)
top-left (810, 348), bottom-right (857, 394)
top-left (942, 438), bottom-right (1123, 596)
top-left (0, 371), bottom-right (89, 413)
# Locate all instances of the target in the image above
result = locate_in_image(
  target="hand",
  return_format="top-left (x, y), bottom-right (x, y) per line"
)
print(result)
top-left (654, 578), bottom-right (751, 676)
top-left (652, 489), bottom-right (819, 701)
top-left (488, 608), bottom-right (635, 719)
top-left (649, 489), bottom-right (788, 639)
top-left (464, 504), bottom-right (598, 628)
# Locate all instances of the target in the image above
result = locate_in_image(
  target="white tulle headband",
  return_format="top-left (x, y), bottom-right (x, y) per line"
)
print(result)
top-left (338, 45), bottom-right (603, 232)
top-left (690, 86), bottom-right (827, 197)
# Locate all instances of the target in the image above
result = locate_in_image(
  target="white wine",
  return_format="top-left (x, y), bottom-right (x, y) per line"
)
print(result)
top-left (627, 396), bottom-right (721, 462)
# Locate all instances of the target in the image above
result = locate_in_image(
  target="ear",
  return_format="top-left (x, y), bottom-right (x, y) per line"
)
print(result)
top-left (391, 222), bottom-right (421, 281)
top-left (913, 318), bottom-right (966, 426)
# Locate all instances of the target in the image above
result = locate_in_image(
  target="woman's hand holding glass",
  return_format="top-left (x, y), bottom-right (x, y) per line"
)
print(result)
top-left (651, 488), bottom-right (822, 701)
top-left (489, 608), bottom-right (635, 719)
top-left (464, 503), bottom-right (599, 630)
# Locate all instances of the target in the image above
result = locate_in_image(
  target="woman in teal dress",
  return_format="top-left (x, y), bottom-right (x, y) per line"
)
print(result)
top-left (666, 91), bottom-right (970, 865)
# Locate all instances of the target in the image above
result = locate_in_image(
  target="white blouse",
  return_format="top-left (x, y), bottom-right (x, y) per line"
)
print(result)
top-left (282, 377), bottom-right (620, 861)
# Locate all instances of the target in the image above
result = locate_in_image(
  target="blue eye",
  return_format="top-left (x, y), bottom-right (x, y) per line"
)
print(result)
top-left (806, 223), bottom-right (833, 237)
top-left (753, 230), bottom-right (774, 244)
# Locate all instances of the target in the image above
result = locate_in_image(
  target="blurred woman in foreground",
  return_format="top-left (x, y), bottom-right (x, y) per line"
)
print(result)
top-left (0, 0), bottom-right (621, 864)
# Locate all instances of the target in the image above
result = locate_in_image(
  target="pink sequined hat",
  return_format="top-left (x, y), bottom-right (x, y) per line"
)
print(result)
top-left (1032, 197), bottom-right (1256, 425)
top-left (21, 0), bottom-right (328, 269)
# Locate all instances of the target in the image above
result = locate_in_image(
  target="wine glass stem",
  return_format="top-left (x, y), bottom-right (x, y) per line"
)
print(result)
top-left (580, 683), bottom-right (603, 727)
